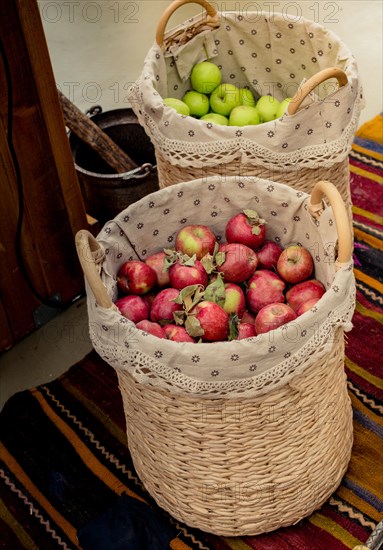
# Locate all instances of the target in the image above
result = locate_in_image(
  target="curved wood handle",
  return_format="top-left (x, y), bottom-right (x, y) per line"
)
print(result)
top-left (75, 230), bottom-right (114, 309)
top-left (309, 180), bottom-right (353, 264)
top-left (287, 67), bottom-right (348, 116)
top-left (156, 0), bottom-right (218, 46)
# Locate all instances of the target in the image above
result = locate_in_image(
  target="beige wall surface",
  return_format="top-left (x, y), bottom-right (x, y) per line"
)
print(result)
top-left (41, 1), bottom-right (382, 124)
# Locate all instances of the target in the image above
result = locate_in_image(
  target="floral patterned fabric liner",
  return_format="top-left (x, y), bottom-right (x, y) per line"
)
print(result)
top-left (128, 10), bottom-right (363, 169)
top-left (86, 175), bottom-right (356, 398)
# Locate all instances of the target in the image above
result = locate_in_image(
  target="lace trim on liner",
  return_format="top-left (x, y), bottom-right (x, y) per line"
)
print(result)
top-left (89, 287), bottom-right (355, 399)
top-left (132, 82), bottom-right (363, 170)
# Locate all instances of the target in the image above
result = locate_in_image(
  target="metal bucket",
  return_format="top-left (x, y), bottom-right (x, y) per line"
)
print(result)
top-left (70, 106), bottom-right (159, 223)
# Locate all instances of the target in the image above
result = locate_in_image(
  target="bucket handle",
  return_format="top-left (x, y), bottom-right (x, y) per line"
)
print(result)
top-left (287, 67), bottom-right (348, 116)
top-left (156, 0), bottom-right (219, 47)
top-left (76, 180), bottom-right (353, 308)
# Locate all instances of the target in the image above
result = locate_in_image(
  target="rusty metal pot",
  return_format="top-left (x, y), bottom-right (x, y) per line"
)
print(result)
top-left (70, 106), bottom-right (159, 223)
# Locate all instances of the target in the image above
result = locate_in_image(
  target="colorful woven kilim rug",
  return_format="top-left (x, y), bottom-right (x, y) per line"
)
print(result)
top-left (1, 115), bottom-right (382, 550)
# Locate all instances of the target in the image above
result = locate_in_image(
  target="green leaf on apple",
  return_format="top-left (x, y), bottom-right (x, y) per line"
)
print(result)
top-left (185, 315), bottom-right (204, 338)
top-left (200, 252), bottom-right (215, 274)
top-left (163, 248), bottom-right (178, 269)
top-left (228, 313), bottom-right (240, 341)
top-left (243, 209), bottom-right (261, 222)
top-left (212, 241), bottom-right (226, 267)
top-left (179, 253), bottom-right (197, 266)
top-left (201, 243), bottom-right (225, 273)
top-left (243, 209), bottom-right (266, 232)
top-left (215, 251), bottom-right (226, 266)
top-left (173, 310), bottom-right (186, 325)
top-left (173, 284), bottom-right (205, 313)
top-left (204, 274), bottom-right (226, 307)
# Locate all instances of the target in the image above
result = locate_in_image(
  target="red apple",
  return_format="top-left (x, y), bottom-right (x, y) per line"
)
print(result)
top-left (286, 279), bottom-right (326, 312)
top-left (117, 260), bottom-right (157, 295)
top-left (246, 270), bottom-right (286, 313)
top-left (223, 283), bottom-right (246, 317)
top-left (241, 310), bottom-right (256, 324)
top-left (236, 323), bottom-right (256, 339)
top-left (169, 260), bottom-right (208, 290)
top-left (150, 288), bottom-right (183, 324)
top-left (296, 298), bottom-right (322, 316)
top-left (256, 240), bottom-right (283, 269)
top-left (164, 324), bottom-right (196, 342)
top-left (136, 320), bottom-right (167, 338)
top-left (276, 245), bottom-right (314, 284)
top-left (225, 210), bottom-right (266, 250)
top-left (145, 251), bottom-right (170, 288)
top-left (255, 303), bottom-right (297, 334)
top-left (217, 243), bottom-right (258, 283)
top-left (115, 295), bottom-right (149, 323)
top-left (175, 225), bottom-right (217, 260)
top-left (192, 300), bottom-right (229, 342)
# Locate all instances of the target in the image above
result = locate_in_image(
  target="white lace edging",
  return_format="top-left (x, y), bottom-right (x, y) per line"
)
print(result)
top-left (132, 82), bottom-right (362, 170)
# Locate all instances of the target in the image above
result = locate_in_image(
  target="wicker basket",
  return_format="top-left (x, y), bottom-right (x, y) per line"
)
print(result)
top-left (128, 0), bottom-right (363, 210)
top-left (76, 177), bottom-right (355, 536)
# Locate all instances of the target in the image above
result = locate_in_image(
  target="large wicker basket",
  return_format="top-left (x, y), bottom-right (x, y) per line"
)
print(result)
top-left (76, 177), bottom-right (355, 536)
top-left (128, 0), bottom-right (363, 210)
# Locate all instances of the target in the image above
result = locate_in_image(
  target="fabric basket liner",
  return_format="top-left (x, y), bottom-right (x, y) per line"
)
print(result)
top-left (128, 9), bottom-right (363, 172)
top-left (86, 175), bottom-right (355, 399)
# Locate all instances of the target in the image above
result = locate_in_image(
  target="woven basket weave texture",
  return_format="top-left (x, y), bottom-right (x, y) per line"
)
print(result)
top-left (80, 175), bottom-right (355, 536)
top-left (117, 332), bottom-right (353, 536)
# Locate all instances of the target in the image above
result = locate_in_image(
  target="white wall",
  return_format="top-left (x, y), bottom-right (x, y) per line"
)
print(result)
top-left (41, 0), bottom-right (382, 124)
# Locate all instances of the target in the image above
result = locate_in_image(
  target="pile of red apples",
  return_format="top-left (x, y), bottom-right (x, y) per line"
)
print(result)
top-left (115, 210), bottom-right (326, 343)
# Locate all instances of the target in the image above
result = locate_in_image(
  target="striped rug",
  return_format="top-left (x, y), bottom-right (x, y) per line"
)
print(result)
top-left (1, 115), bottom-right (382, 550)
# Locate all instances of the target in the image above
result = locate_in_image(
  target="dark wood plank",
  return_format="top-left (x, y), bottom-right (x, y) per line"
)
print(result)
top-left (0, 0), bottom-right (93, 349)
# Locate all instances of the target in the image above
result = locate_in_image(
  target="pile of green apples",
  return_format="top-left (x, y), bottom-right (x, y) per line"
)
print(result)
top-left (163, 61), bottom-right (292, 127)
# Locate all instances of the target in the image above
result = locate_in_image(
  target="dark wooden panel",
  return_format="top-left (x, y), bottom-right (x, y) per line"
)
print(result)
top-left (0, 0), bottom-right (90, 349)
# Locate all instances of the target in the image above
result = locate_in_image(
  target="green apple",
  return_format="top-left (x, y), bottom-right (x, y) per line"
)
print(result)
top-left (276, 97), bottom-right (293, 118)
top-left (182, 90), bottom-right (210, 117)
top-left (256, 95), bottom-right (281, 122)
top-left (200, 113), bottom-right (229, 125)
top-left (240, 88), bottom-right (256, 107)
top-left (229, 105), bottom-right (261, 126)
top-left (209, 83), bottom-right (242, 117)
top-left (191, 61), bottom-right (222, 95)
top-left (163, 97), bottom-right (190, 116)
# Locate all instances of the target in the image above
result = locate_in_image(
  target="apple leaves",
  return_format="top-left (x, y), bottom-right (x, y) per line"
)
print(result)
top-left (204, 273), bottom-right (226, 307)
top-left (172, 284), bottom-right (205, 337)
top-left (243, 209), bottom-right (266, 236)
top-left (200, 242), bottom-right (225, 274)
top-left (185, 315), bottom-right (205, 338)
top-left (166, 242), bottom-right (229, 339)
top-left (228, 313), bottom-right (240, 341)
top-left (173, 284), bottom-right (205, 311)
top-left (163, 249), bottom-right (197, 270)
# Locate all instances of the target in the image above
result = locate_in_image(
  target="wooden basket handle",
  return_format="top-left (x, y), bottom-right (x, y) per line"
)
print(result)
top-left (309, 180), bottom-right (353, 264)
top-left (288, 67), bottom-right (348, 116)
top-left (75, 229), bottom-right (113, 309)
top-left (156, 0), bottom-right (219, 46)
